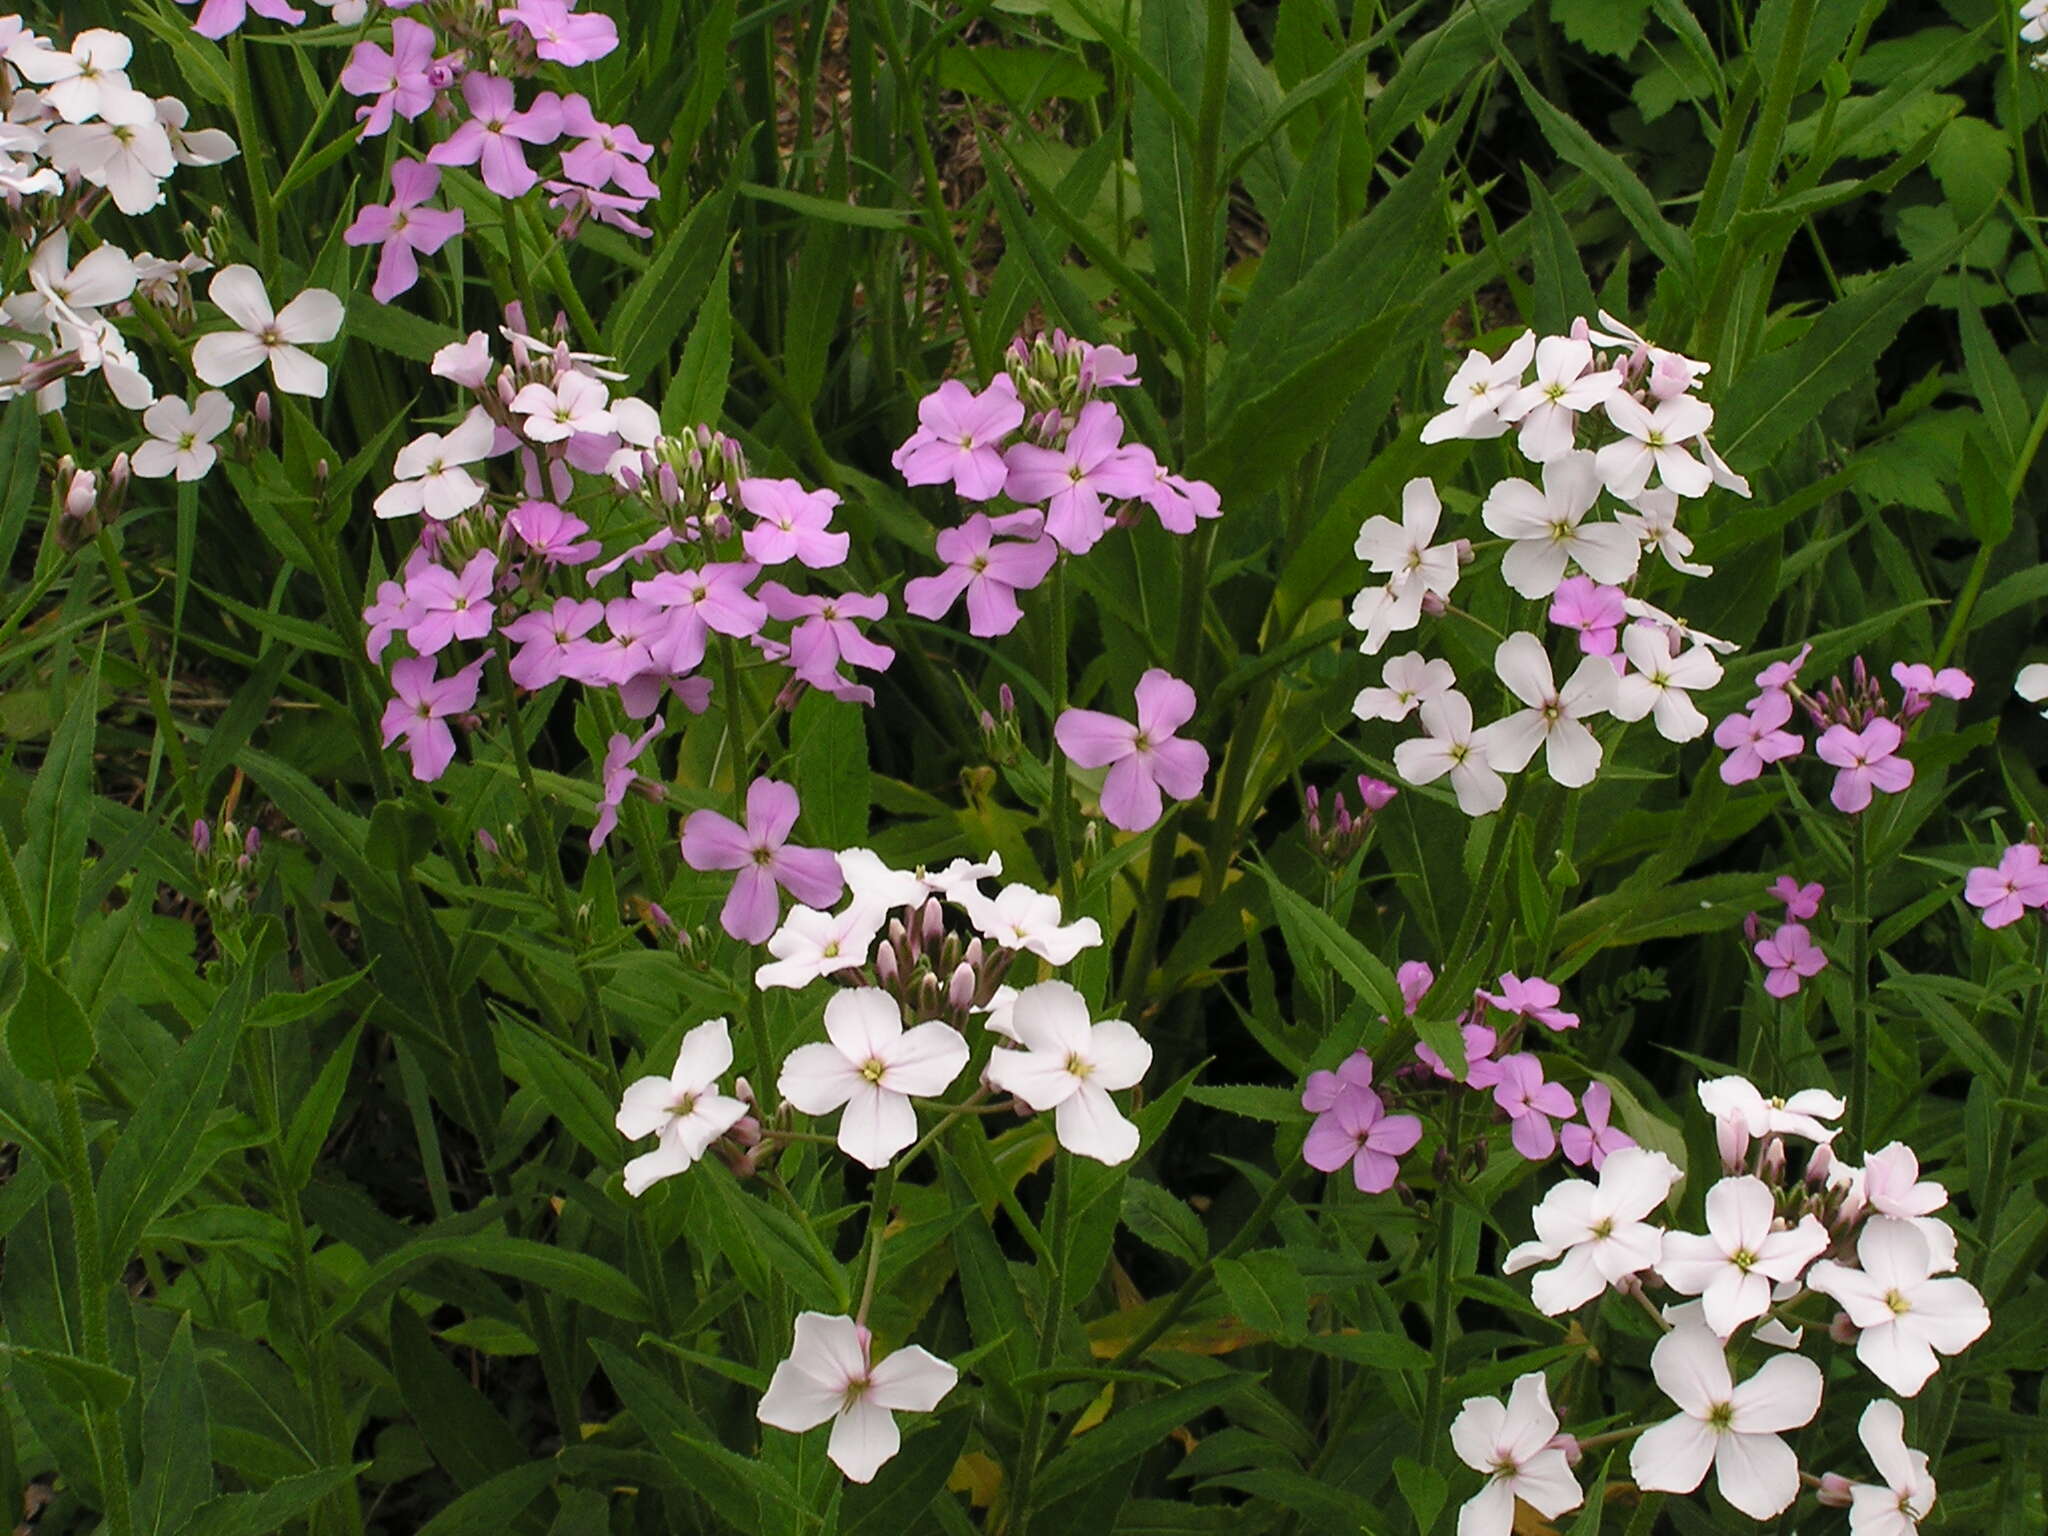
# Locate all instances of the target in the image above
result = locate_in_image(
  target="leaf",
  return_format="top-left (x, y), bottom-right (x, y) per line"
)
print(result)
top-left (167, 1467), bottom-right (365, 1536)
top-left (388, 1297), bottom-right (525, 1491)
top-left (1131, 1), bottom-right (1204, 309)
top-left (414, 1462), bottom-right (557, 1535)
top-left (247, 967), bottom-right (369, 1031)
top-left (238, 747), bottom-right (396, 907)
top-left (1958, 300), bottom-right (2028, 466)
top-left (937, 45), bottom-right (1106, 109)
top-left (0, 1342), bottom-right (133, 1412)
top-left (1526, 172), bottom-right (1599, 335)
top-left (5, 961), bottom-right (95, 1082)
top-left (1212, 1252), bottom-right (1308, 1344)
top-left (1120, 1178), bottom-right (1207, 1266)
top-left (18, 649), bottom-right (101, 961)
top-left (282, 1023), bottom-right (363, 1191)
top-left (1033, 1375), bottom-right (1249, 1506)
top-left (138, 1316), bottom-right (213, 1536)
top-left (1391, 1457), bottom-right (1447, 1534)
top-left (0, 394), bottom-right (39, 574)
top-left (1185, 1084), bottom-right (1308, 1123)
top-left (1299, 1331), bottom-right (1433, 1372)
top-left (1253, 866), bottom-right (1446, 1066)
top-left (739, 181), bottom-right (916, 229)
top-left (790, 690), bottom-right (870, 849)
top-left (496, 1018), bottom-right (616, 1167)
top-left (606, 183), bottom-right (734, 388)
top-left (659, 238), bottom-right (734, 434)
top-left (839, 1415), bottom-right (971, 1536)
top-left (1551, 0), bottom-right (1650, 56)
top-left (326, 1234), bottom-right (649, 1335)
top-left (1930, 115), bottom-right (2011, 219)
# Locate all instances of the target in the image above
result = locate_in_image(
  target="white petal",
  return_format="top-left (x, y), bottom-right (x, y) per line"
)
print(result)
top-left (1054, 1082), bottom-right (1140, 1164)
top-left (827, 1396), bottom-right (900, 1483)
top-left (865, 1345), bottom-right (958, 1413)
top-left (191, 330), bottom-right (266, 386)
top-left (266, 343), bottom-right (329, 398)
top-left (207, 263), bottom-right (273, 330)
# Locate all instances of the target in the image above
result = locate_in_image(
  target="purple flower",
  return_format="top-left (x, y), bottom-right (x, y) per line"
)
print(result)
top-left (557, 93), bottom-right (658, 197)
top-left (681, 778), bottom-right (844, 943)
top-left (405, 551), bottom-right (498, 655)
top-left (429, 74), bottom-right (564, 199)
top-left (182, 0), bottom-right (306, 40)
top-left (343, 159), bottom-right (464, 303)
top-left (1548, 575), bottom-right (1626, 657)
top-left (1769, 877), bottom-right (1824, 921)
top-left (739, 479), bottom-right (849, 569)
top-left (1303, 1089), bottom-right (1423, 1194)
top-left (381, 656), bottom-right (485, 782)
top-left (1714, 691), bottom-right (1803, 785)
top-left (546, 182), bottom-right (653, 239)
top-left (363, 577), bottom-right (419, 662)
top-left (501, 596), bottom-right (604, 689)
top-left (1493, 1053), bottom-right (1576, 1161)
top-left (507, 499), bottom-right (602, 566)
top-left (1483, 972), bottom-right (1579, 1032)
top-left (1754, 923), bottom-right (1827, 998)
top-left (1397, 960), bottom-right (1435, 1014)
top-left (1891, 662), bottom-right (1973, 702)
top-left (1416, 1023), bottom-right (1502, 1089)
top-left (1001, 401), bottom-right (1158, 555)
top-left (632, 563), bottom-right (768, 674)
top-left (563, 596), bottom-right (666, 685)
top-left (892, 376), bottom-right (1024, 500)
top-left (341, 18), bottom-right (440, 138)
top-left (591, 715), bottom-right (662, 852)
top-left (499, 0), bottom-right (619, 65)
top-left (902, 512), bottom-right (1058, 638)
top-left (1142, 465), bottom-right (1222, 535)
top-left (1053, 669), bottom-right (1210, 833)
top-left (1302, 1051), bottom-right (1376, 1114)
top-left (1815, 719), bottom-right (1912, 814)
top-left (1560, 1082), bottom-right (1636, 1170)
top-left (759, 584), bottom-right (897, 693)
top-left (1750, 643), bottom-right (1812, 704)
top-left (1964, 843), bottom-right (2048, 929)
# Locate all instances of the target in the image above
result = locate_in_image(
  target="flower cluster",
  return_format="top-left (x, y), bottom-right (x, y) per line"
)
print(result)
top-left (1747, 874), bottom-right (1829, 999)
top-left (1303, 773), bottom-right (1397, 866)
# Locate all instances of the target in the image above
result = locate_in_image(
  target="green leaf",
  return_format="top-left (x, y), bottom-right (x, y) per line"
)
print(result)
top-left (138, 1316), bottom-right (213, 1536)
top-left (414, 1462), bottom-right (557, 1535)
top-left (1930, 115), bottom-right (2011, 219)
top-left (0, 394), bottom-right (40, 573)
top-left (1958, 300), bottom-right (2028, 466)
top-left (738, 181), bottom-right (916, 229)
top-left (1185, 1084), bottom-right (1308, 1123)
top-left (238, 747), bottom-right (396, 908)
top-left (326, 1233), bottom-right (649, 1335)
top-left (1120, 1177), bottom-right (1207, 1266)
top-left (1300, 1331), bottom-right (1433, 1372)
top-left (1131, 0), bottom-right (1204, 309)
top-left (388, 1297), bottom-right (525, 1491)
top-left (282, 1023), bottom-right (363, 1192)
top-left (1391, 1456), bottom-right (1447, 1534)
top-left (1033, 1375), bottom-right (1250, 1506)
top-left (0, 1342), bottom-right (134, 1412)
top-left (5, 961), bottom-right (95, 1081)
top-left (1551, 0), bottom-right (1650, 56)
top-left (18, 649), bottom-right (101, 961)
top-left (167, 1467), bottom-right (365, 1536)
top-left (247, 967), bottom-right (369, 1031)
top-left (1960, 428), bottom-right (2013, 545)
top-left (790, 690), bottom-right (869, 849)
top-left (937, 44), bottom-right (1106, 109)
top-left (607, 183), bottom-right (735, 388)
top-left (1526, 172), bottom-right (1599, 335)
top-left (659, 238), bottom-right (734, 433)
top-left (1212, 1251), bottom-right (1308, 1344)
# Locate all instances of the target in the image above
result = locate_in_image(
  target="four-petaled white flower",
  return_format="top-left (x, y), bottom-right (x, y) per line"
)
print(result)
top-left (837, 847), bottom-right (929, 914)
top-left (1614, 488), bottom-right (1713, 577)
top-left (756, 1312), bottom-right (958, 1483)
top-left (1476, 631), bottom-right (1618, 789)
top-left (510, 370), bottom-right (614, 442)
top-left (614, 1017), bottom-right (748, 1196)
top-left (192, 264), bottom-right (343, 397)
top-left (1421, 330), bottom-right (1535, 443)
top-left (1393, 690), bottom-right (1506, 816)
top-left (959, 883), bottom-right (1102, 965)
top-left (1806, 1217), bottom-right (1989, 1396)
top-left (131, 390), bottom-right (232, 481)
top-left (1448, 1372), bottom-right (1582, 1536)
top-left (373, 406), bottom-right (498, 520)
top-left (983, 980), bottom-right (1152, 1165)
top-left (1596, 393), bottom-right (1715, 500)
top-left (1657, 1175), bottom-right (1830, 1338)
top-left (1848, 1399), bottom-right (1936, 1536)
top-left (1697, 1075), bottom-right (1843, 1143)
top-left (1498, 335), bottom-right (1621, 462)
top-left (1354, 651), bottom-right (1457, 723)
top-left (1350, 478), bottom-right (1464, 655)
top-left (1480, 451), bottom-right (1639, 599)
top-left (1629, 1325), bottom-right (1823, 1520)
top-left (1611, 623), bottom-right (1724, 742)
top-left (755, 901), bottom-right (889, 991)
top-left (1502, 1145), bottom-right (1680, 1313)
top-left (778, 989), bottom-right (968, 1169)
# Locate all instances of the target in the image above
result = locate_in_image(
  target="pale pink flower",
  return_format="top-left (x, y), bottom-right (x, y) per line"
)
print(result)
top-left (1482, 973), bottom-right (1578, 1032)
top-left (1816, 719), bottom-right (1913, 814)
top-left (1596, 394), bottom-right (1714, 500)
top-left (1629, 1326), bottom-right (1822, 1519)
top-left (590, 715), bottom-right (662, 852)
top-left (1559, 1081), bottom-right (1634, 1170)
top-left (681, 778), bottom-right (844, 943)
top-left (902, 513), bottom-right (1057, 638)
top-left (984, 981), bottom-right (1152, 1165)
top-left (1302, 1085), bottom-right (1421, 1193)
top-left (739, 478), bottom-right (849, 569)
top-left (343, 159), bottom-right (463, 304)
top-left (1481, 451), bottom-right (1640, 599)
top-left (428, 73), bottom-right (562, 198)
top-left (1416, 1023), bottom-right (1502, 1089)
top-left (1754, 923), bottom-right (1827, 998)
top-left (1658, 1176), bottom-right (1830, 1337)
top-left (1353, 651), bottom-right (1457, 723)
top-left (756, 1312), bottom-right (956, 1483)
top-left (499, 0), bottom-right (619, 66)
top-left (1141, 465), bottom-right (1221, 534)
top-left (192, 265), bottom-right (342, 397)
top-left (404, 550), bottom-right (498, 656)
top-left (777, 988), bottom-right (967, 1168)
top-left (1053, 669), bottom-right (1209, 833)
top-left (892, 375), bottom-right (1023, 500)
top-left (339, 18), bottom-right (439, 137)
top-left (1421, 330), bottom-right (1534, 443)
top-left (632, 563), bottom-right (769, 676)
top-left (1807, 1218), bottom-right (1989, 1396)
top-left (1503, 1146), bottom-right (1680, 1313)
top-left (1964, 843), bottom-right (2048, 929)
top-left (1847, 1399), bottom-right (1936, 1536)
top-left (1001, 400), bottom-right (1157, 554)
top-left (380, 656), bottom-right (485, 782)
top-left (1548, 577), bottom-right (1625, 657)
top-left (1493, 1053), bottom-right (1575, 1160)
top-left (1301, 1051), bottom-right (1376, 1113)
top-left (1449, 1373), bottom-right (1582, 1536)
top-left (501, 596), bottom-right (604, 689)
top-left (1715, 692), bottom-right (1804, 785)
top-left (1770, 877), bottom-right (1824, 920)
top-left (1890, 662), bottom-right (1972, 701)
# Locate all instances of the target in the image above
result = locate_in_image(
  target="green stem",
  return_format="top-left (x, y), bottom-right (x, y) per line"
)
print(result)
top-left (55, 1079), bottom-right (134, 1536)
top-left (853, 1165), bottom-right (896, 1325)
top-left (1735, 0), bottom-right (1816, 216)
top-left (1047, 560), bottom-right (1079, 910)
top-left (1420, 1099), bottom-right (1463, 1475)
top-left (1447, 774), bottom-right (1530, 971)
top-left (92, 527), bottom-right (199, 820)
top-left (1011, 1154), bottom-right (1072, 1534)
top-left (1846, 812), bottom-right (1871, 1150)
top-left (1932, 382), bottom-right (2048, 669)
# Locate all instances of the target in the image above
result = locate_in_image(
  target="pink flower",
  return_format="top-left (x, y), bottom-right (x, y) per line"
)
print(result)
top-left (1751, 644), bottom-right (1812, 703)
top-left (681, 778), bottom-right (845, 943)
top-left (1001, 401), bottom-right (1157, 554)
top-left (1053, 669), bottom-right (1210, 833)
top-left (501, 596), bottom-right (604, 689)
top-left (546, 182), bottom-right (653, 239)
top-left (892, 376), bottom-right (1024, 500)
top-left (759, 584), bottom-right (896, 692)
top-left (344, 159), bottom-right (464, 303)
top-left (183, 0), bottom-right (306, 40)
top-left (1416, 1023), bottom-right (1502, 1089)
top-left (1397, 960), bottom-right (1435, 1014)
top-left (1816, 719), bottom-right (1912, 814)
top-left (1560, 1082), bottom-right (1635, 1170)
top-left (1303, 1088), bottom-right (1423, 1194)
top-left (564, 596), bottom-right (666, 685)
top-left (429, 74), bottom-right (564, 199)
top-left (1301, 1051), bottom-right (1376, 1113)
top-left (902, 513), bottom-right (1057, 637)
top-left (632, 563), bottom-right (768, 674)
top-left (499, 0), bottom-right (619, 65)
top-left (1754, 923), bottom-right (1827, 999)
top-left (405, 551), bottom-right (498, 656)
top-left (557, 94), bottom-right (657, 197)
top-left (591, 715), bottom-right (661, 852)
top-left (739, 478), bottom-right (849, 569)
top-left (507, 499), bottom-right (601, 566)
top-left (1493, 1053), bottom-right (1576, 1161)
top-left (381, 656), bottom-right (485, 782)
top-left (1891, 662), bottom-right (1973, 701)
top-left (1965, 843), bottom-right (2048, 929)
top-left (1548, 576), bottom-right (1626, 657)
top-left (1714, 691), bottom-right (1803, 785)
top-left (1142, 465), bottom-right (1222, 534)
top-left (340, 18), bottom-right (440, 138)
top-left (1483, 973), bottom-right (1579, 1032)
top-left (1769, 877), bottom-right (1824, 921)
top-left (363, 578), bottom-right (418, 662)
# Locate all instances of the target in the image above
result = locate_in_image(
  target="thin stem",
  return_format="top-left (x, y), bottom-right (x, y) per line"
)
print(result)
top-left (92, 527), bottom-right (199, 819)
top-left (1846, 812), bottom-right (1871, 1151)
top-left (55, 1079), bottom-right (134, 1536)
top-left (1047, 560), bottom-right (1079, 910)
top-left (1010, 1154), bottom-right (1072, 1533)
top-left (853, 1165), bottom-right (897, 1326)
top-left (1420, 1099), bottom-right (1462, 1473)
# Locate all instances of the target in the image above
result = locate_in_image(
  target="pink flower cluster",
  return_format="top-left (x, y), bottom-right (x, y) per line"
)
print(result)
top-left (895, 331), bottom-right (1221, 638)
top-left (1301, 1052), bottom-right (1422, 1192)
top-left (1304, 774), bottom-right (1397, 865)
top-left (1744, 875), bottom-right (1830, 999)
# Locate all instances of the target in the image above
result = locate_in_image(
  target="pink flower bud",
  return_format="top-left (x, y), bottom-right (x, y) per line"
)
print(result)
top-left (1716, 1113), bottom-right (1751, 1173)
top-left (1829, 1311), bottom-right (1858, 1346)
top-left (1806, 1142), bottom-right (1833, 1185)
top-left (1547, 1433), bottom-right (1582, 1468)
top-left (873, 942), bottom-right (900, 988)
top-left (63, 467), bottom-right (99, 520)
top-left (1815, 1473), bottom-right (1854, 1509)
top-left (1759, 1137), bottom-right (1786, 1185)
top-left (948, 962), bottom-right (976, 1012)
top-left (191, 819), bottom-right (211, 856)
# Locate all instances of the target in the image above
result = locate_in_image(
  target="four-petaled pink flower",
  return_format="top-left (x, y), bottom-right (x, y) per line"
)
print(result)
top-left (1770, 876), bottom-right (1824, 921)
top-left (558, 93), bottom-right (657, 196)
top-left (1816, 719), bottom-right (1913, 814)
top-left (1549, 576), bottom-right (1625, 656)
top-left (756, 1311), bottom-right (957, 1484)
top-left (1002, 400), bottom-right (1157, 554)
top-left (902, 513), bottom-right (1057, 637)
top-left (1964, 843), bottom-right (2048, 929)
top-left (634, 563), bottom-right (768, 674)
top-left (184, 0), bottom-right (307, 41)
top-left (1891, 662), bottom-right (1973, 701)
top-left (1493, 1053), bottom-right (1576, 1160)
top-left (381, 656), bottom-right (485, 782)
top-left (1301, 1050), bottom-right (1377, 1113)
top-left (499, 0), bottom-right (619, 66)
top-left (681, 777), bottom-right (844, 943)
top-left (404, 550), bottom-right (497, 656)
top-left (893, 376), bottom-right (1024, 500)
top-left (759, 585), bottom-right (896, 695)
top-left (344, 159), bottom-right (464, 304)
top-left (740, 478), bottom-right (850, 569)
top-left (1303, 1083), bottom-right (1422, 1193)
top-left (340, 18), bottom-right (440, 138)
top-left (1053, 668), bottom-right (1209, 833)
top-left (429, 73), bottom-right (564, 199)
top-left (1559, 1081), bottom-right (1634, 1170)
top-left (1754, 922), bottom-right (1827, 998)
top-left (1416, 1023), bottom-right (1502, 1089)
top-left (1715, 691), bottom-right (1803, 785)
top-left (591, 715), bottom-right (661, 853)
top-left (1483, 973), bottom-right (1578, 1032)
top-left (501, 596), bottom-right (604, 689)
top-left (1629, 1326), bottom-right (1823, 1519)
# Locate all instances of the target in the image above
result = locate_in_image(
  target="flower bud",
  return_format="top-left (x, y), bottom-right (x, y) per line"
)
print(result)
top-left (191, 819), bottom-right (211, 856)
top-left (948, 962), bottom-right (976, 1013)
top-left (1806, 1142), bottom-right (1833, 1186)
top-left (62, 464), bottom-right (98, 521)
top-left (1716, 1113), bottom-right (1751, 1173)
top-left (873, 941), bottom-right (900, 988)
top-left (1828, 1311), bottom-right (1859, 1346)
top-left (1759, 1136), bottom-right (1786, 1185)
top-left (920, 897), bottom-right (945, 950)
top-left (1815, 1473), bottom-right (1854, 1509)
top-left (1547, 1433), bottom-right (1582, 1469)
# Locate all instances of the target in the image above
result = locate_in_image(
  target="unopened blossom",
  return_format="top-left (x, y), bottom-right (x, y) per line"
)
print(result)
top-left (681, 778), bottom-right (844, 944)
top-left (192, 266), bottom-right (342, 397)
top-left (1890, 662), bottom-right (1972, 701)
top-left (740, 478), bottom-right (849, 569)
top-left (1054, 669), bottom-right (1209, 833)
top-left (984, 981), bottom-right (1152, 1164)
top-left (1354, 651), bottom-right (1456, 723)
top-left (1755, 923), bottom-right (1827, 999)
top-left (1548, 577), bottom-right (1625, 657)
top-left (892, 375), bottom-right (1023, 500)
top-left (1002, 400), bottom-right (1156, 554)
top-left (1350, 478), bottom-right (1461, 654)
top-left (903, 512), bottom-right (1058, 638)
top-left (1481, 451), bottom-right (1639, 599)
top-left (1498, 335), bottom-right (1620, 462)
top-left (756, 1312), bottom-right (957, 1483)
top-left (1659, 1176), bottom-right (1830, 1338)
top-left (339, 18), bottom-right (440, 137)
top-left (1817, 719), bottom-right (1913, 814)
top-left (1503, 1146), bottom-right (1680, 1313)
top-left (1630, 1326), bottom-right (1823, 1519)
top-left (1847, 1399), bottom-right (1936, 1536)
top-left (1770, 877), bottom-right (1824, 920)
top-left (1612, 624), bottom-right (1723, 742)
top-left (499, 0), bottom-right (620, 66)
top-left (1304, 1085), bottom-right (1422, 1193)
top-left (1394, 691), bottom-right (1506, 816)
top-left (1478, 632), bottom-right (1617, 789)
top-left (755, 902), bottom-right (888, 991)
top-left (374, 407), bottom-right (496, 521)
top-left (380, 656), bottom-right (485, 782)
top-left (344, 159), bottom-right (464, 303)
top-left (1420, 330), bottom-right (1534, 443)
top-left (1697, 1076), bottom-right (1843, 1144)
top-left (1964, 843), bottom-right (2048, 929)
top-left (778, 988), bottom-right (968, 1168)
top-left (615, 1016), bottom-right (747, 1195)
top-left (1483, 973), bottom-right (1578, 1032)
top-left (1596, 394), bottom-right (1714, 500)
top-left (1449, 1373), bottom-right (1582, 1536)
top-left (1808, 1218), bottom-right (1989, 1396)
top-left (1715, 691), bottom-right (1804, 785)
top-left (1587, 312), bottom-right (1713, 398)
top-left (1494, 1054), bottom-right (1575, 1160)
top-left (590, 716), bottom-right (662, 853)
top-left (131, 391), bottom-right (232, 481)
top-left (1559, 1082), bottom-right (1634, 1170)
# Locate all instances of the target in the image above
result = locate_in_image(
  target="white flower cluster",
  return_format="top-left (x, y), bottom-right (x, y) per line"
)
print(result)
top-left (1454, 1075), bottom-right (1985, 1533)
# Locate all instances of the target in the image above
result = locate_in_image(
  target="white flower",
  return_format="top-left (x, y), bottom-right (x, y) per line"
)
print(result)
top-left (1476, 631), bottom-right (1617, 789)
top-left (1629, 1325), bottom-right (1822, 1520)
top-left (1696, 1076), bottom-right (1843, 1144)
top-left (1480, 451), bottom-right (1640, 599)
top-left (1393, 690), bottom-right (1505, 816)
top-left (372, 407), bottom-right (498, 521)
top-left (1354, 651), bottom-right (1457, 723)
top-left (1502, 1145), bottom-right (1680, 1313)
top-left (923, 851), bottom-right (1003, 903)
top-left (614, 1018), bottom-right (748, 1196)
top-left (1806, 1217), bottom-right (1989, 1396)
top-left (192, 265), bottom-right (343, 397)
top-left (1421, 331), bottom-right (1535, 444)
top-left (959, 883), bottom-right (1102, 964)
top-left (1860, 1142), bottom-right (1947, 1220)
top-left (2018, 662), bottom-right (2048, 716)
top-left (1595, 394), bottom-right (1715, 500)
top-left (431, 330), bottom-right (494, 388)
top-left (1610, 624), bottom-right (1724, 742)
top-left (153, 95), bottom-right (236, 166)
top-left (756, 902), bottom-right (887, 991)
top-left (1618, 597), bottom-right (1737, 655)
top-left (1448, 1372), bottom-right (1582, 1536)
top-left (26, 232), bottom-right (136, 317)
top-left (836, 847), bottom-right (928, 914)
top-left (983, 980), bottom-right (1151, 1165)
top-left (1613, 488), bottom-right (1712, 577)
top-left (974, 984), bottom-right (1021, 1040)
top-left (1663, 1285), bottom-right (1806, 1351)
top-left (1848, 1399), bottom-right (1936, 1536)
top-left (43, 116), bottom-right (174, 214)
top-left (1656, 1176), bottom-right (1829, 1338)
top-left (8, 28), bottom-right (147, 125)
top-left (510, 371), bottom-right (615, 442)
top-left (131, 391), bottom-right (232, 481)
top-left (777, 989), bottom-right (968, 1169)
top-left (757, 1312), bottom-right (958, 1482)
top-left (1586, 311), bottom-right (1712, 395)
top-left (1498, 336), bottom-right (1621, 463)
top-left (1350, 479), bottom-right (1463, 657)
top-left (1698, 432), bottom-right (1752, 497)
